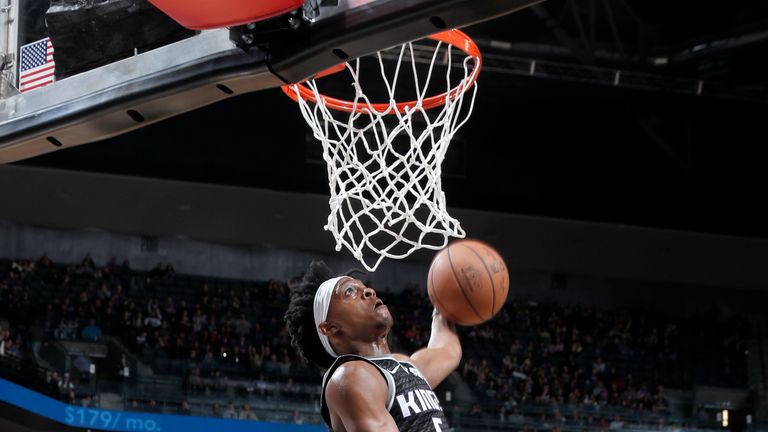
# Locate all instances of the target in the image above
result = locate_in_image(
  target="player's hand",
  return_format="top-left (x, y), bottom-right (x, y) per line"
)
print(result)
top-left (432, 308), bottom-right (457, 331)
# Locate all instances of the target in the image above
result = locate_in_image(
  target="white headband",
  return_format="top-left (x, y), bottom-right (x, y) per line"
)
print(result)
top-left (314, 276), bottom-right (346, 358)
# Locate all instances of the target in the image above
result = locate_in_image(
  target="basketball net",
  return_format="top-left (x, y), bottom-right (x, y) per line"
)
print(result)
top-left (283, 30), bottom-right (480, 271)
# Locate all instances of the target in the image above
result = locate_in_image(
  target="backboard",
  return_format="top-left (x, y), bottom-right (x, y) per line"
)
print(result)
top-left (0, 0), bottom-right (543, 164)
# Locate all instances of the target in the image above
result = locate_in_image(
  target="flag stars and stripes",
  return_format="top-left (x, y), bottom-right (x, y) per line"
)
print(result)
top-left (19, 37), bottom-right (56, 93)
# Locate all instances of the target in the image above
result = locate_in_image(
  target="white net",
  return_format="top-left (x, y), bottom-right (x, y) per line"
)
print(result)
top-left (288, 35), bottom-right (479, 271)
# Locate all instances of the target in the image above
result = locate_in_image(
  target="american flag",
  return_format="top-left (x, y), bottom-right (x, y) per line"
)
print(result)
top-left (19, 37), bottom-right (56, 93)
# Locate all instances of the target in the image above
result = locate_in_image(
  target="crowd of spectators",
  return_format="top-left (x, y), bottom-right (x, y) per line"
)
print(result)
top-left (0, 322), bottom-right (23, 359)
top-left (0, 255), bottom-right (754, 430)
top-left (389, 285), bottom-right (750, 430)
top-left (471, 300), bottom-right (746, 408)
top-left (0, 255), bottom-right (318, 403)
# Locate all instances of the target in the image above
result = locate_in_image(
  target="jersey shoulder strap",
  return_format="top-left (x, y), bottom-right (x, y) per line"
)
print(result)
top-left (320, 354), bottom-right (397, 429)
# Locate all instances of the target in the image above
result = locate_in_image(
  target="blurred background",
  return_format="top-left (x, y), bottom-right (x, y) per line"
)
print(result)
top-left (1, 0), bottom-right (768, 431)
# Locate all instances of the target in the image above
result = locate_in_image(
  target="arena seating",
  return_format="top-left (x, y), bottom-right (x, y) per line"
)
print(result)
top-left (0, 256), bottom-right (750, 431)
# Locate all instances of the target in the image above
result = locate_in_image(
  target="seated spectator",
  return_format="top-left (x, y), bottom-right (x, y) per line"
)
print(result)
top-left (248, 346), bottom-right (262, 369)
top-left (118, 354), bottom-right (131, 380)
top-left (212, 370), bottom-right (228, 392)
top-left (222, 401), bottom-right (238, 419)
top-left (55, 320), bottom-right (78, 340)
top-left (73, 355), bottom-right (94, 380)
top-left (58, 373), bottom-right (75, 396)
top-left (201, 349), bottom-right (216, 369)
top-left (509, 408), bottom-right (525, 424)
top-left (30, 321), bottom-right (44, 360)
top-left (264, 354), bottom-right (281, 376)
top-left (498, 407), bottom-right (508, 423)
top-left (80, 254), bottom-right (95, 273)
top-left (468, 403), bottom-right (482, 419)
top-left (45, 371), bottom-right (60, 394)
top-left (65, 390), bottom-right (77, 405)
top-left (136, 331), bottom-right (147, 347)
top-left (292, 409), bottom-right (305, 424)
top-left (231, 346), bottom-right (244, 366)
top-left (144, 302), bottom-right (163, 328)
top-left (609, 415), bottom-right (624, 430)
top-left (163, 296), bottom-right (176, 317)
top-left (189, 367), bottom-right (203, 393)
top-left (239, 404), bottom-right (258, 420)
top-left (81, 320), bottom-right (104, 341)
top-left (235, 314), bottom-right (252, 337)
top-left (540, 414), bottom-right (552, 430)
top-left (128, 400), bottom-right (140, 411)
top-left (553, 411), bottom-right (565, 426)
top-left (177, 400), bottom-right (191, 416)
top-left (97, 283), bottom-right (112, 301)
top-left (211, 401), bottom-right (222, 418)
top-left (147, 400), bottom-right (159, 413)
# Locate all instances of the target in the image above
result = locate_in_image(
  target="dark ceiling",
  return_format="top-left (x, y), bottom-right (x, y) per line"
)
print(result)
top-left (16, 0), bottom-right (768, 239)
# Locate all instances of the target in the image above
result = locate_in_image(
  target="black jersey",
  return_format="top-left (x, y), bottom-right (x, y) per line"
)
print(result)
top-left (320, 355), bottom-right (450, 432)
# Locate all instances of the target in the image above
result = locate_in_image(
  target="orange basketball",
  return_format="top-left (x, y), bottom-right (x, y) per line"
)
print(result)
top-left (427, 239), bottom-right (509, 326)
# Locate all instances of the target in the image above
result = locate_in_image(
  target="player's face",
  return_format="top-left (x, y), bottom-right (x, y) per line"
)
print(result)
top-left (327, 277), bottom-right (393, 336)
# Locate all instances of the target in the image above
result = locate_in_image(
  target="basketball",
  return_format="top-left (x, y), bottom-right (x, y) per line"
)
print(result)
top-left (427, 239), bottom-right (509, 326)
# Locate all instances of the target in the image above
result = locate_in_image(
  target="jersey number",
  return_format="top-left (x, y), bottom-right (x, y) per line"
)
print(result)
top-left (432, 417), bottom-right (443, 432)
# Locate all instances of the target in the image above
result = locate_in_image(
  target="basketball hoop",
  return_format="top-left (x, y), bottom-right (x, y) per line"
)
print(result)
top-left (282, 29), bottom-right (481, 271)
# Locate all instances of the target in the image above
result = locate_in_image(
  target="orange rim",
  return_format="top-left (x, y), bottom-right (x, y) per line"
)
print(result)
top-left (281, 29), bottom-right (481, 114)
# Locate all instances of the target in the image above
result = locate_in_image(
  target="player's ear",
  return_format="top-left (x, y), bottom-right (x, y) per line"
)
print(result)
top-left (318, 322), bottom-right (338, 336)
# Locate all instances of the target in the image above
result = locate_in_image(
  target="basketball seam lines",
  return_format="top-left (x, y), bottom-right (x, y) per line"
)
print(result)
top-left (429, 266), bottom-right (460, 324)
top-left (461, 243), bottom-right (496, 318)
top-left (446, 247), bottom-right (485, 322)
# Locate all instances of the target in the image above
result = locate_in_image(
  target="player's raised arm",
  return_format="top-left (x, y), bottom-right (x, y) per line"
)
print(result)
top-left (325, 361), bottom-right (399, 432)
top-left (409, 310), bottom-right (462, 389)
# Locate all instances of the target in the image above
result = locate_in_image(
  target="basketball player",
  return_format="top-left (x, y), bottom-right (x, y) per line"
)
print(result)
top-left (284, 261), bottom-right (461, 432)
